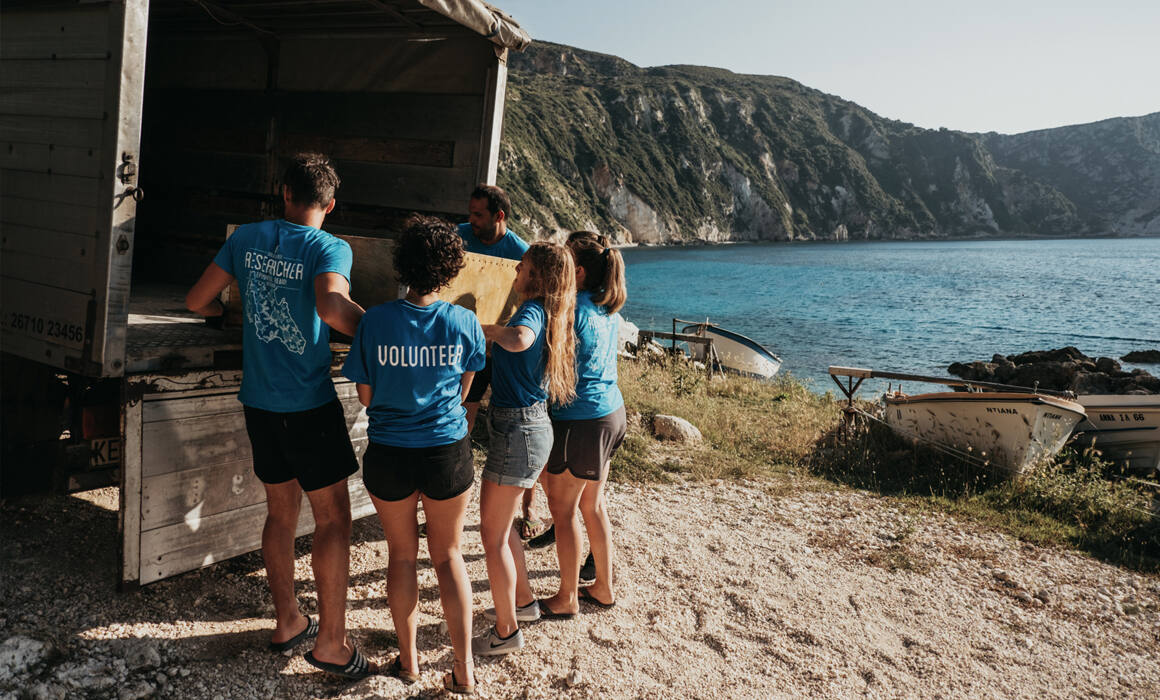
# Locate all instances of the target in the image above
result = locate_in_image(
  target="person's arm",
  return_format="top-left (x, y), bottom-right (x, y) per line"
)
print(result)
top-left (185, 263), bottom-right (233, 317)
top-left (314, 272), bottom-right (365, 337)
top-left (460, 370), bottom-right (476, 403)
top-left (356, 383), bottom-right (372, 408)
top-left (482, 323), bottom-right (535, 353)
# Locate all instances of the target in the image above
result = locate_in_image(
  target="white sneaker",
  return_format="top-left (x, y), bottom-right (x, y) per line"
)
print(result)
top-left (484, 600), bottom-right (541, 622)
top-left (472, 626), bottom-right (525, 656)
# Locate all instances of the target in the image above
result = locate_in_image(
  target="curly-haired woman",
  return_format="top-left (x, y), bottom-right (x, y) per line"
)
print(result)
top-left (341, 216), bottom-right (484, 694)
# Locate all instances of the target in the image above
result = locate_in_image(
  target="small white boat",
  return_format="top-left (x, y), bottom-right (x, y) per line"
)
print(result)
top-left (680, 320), bottom-right (781, 380)
top-left (1073, 395), bottom-right (1160, 474)
top-left (828, 366), bottom-right (1086, 476)
top-left (883, 391), bottom-right (1087, 475)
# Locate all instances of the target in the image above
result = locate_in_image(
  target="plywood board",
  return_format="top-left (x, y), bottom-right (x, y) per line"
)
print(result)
top-left (439, 252), bottom-right (520, 326)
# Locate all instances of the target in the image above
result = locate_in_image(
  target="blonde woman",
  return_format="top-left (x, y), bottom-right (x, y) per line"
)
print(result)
top-left (540, 231), bottom-right (627, 615)
top-left (474, 242), bottom-right (576, 656)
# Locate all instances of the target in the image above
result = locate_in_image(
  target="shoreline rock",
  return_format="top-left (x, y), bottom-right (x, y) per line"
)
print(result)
top-left (948, 347), bottom-right (1159, 394)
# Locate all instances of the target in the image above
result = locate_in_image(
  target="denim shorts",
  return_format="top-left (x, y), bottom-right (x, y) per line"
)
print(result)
top-left (483, 402), bottom-right (553, 488)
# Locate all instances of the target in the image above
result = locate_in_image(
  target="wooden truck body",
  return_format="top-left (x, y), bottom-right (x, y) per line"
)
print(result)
top-left (0, 0), bottom-right (529, 586)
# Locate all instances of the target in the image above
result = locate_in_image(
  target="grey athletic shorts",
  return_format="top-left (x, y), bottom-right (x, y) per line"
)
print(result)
top-left (545, 406), bottom-right (627, 481)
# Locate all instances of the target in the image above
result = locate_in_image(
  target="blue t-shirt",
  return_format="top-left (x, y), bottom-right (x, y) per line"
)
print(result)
top-left (457, 222), bottom-right (529, 261)
top-left (341, 300), bottom-right (486, 448)
top-left (552, 292), bottom-right (624, 421)
top-left (213, 219), bottom-right (352, 412)
top-left (490, 300), bottom-right (547, 408)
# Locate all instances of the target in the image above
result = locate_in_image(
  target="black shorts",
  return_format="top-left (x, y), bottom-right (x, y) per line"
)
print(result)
top-left (243, 398), bottom-right (359, 492)
top-left (544, 406), bottom-right (627, 481)
top-left (361, 435), bottom-right (474, 502)
top-left (464, 356), bottom-right (492, 403)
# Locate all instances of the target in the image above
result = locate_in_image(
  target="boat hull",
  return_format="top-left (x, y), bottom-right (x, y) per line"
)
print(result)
top-left (1073, 395), bottom-right (1160, 474)
top-left (682, 324), bottom-right (781, 380)
top-left (883, 392), bottom-right (1086, 476)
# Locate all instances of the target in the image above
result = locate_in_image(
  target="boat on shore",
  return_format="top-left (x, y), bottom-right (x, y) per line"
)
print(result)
top-left (680, 320), bottom-right (781, 380)
top-left (829, 366), bottom-right (1087, 476)
top-left (1073, 394), bottom-right (1160, 474)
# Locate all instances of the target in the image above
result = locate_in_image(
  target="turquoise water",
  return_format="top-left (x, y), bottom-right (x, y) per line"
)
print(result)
top-left (620, 238), bottom-right (1160, 394)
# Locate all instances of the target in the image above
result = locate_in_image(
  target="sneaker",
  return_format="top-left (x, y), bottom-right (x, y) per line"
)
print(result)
top-left (484, 600), bottom-right (541, 622)
top-left (472, 626), bottom-right (524, 656)
top-left (578, 552), bottom-right (596, 586)
top-left (527, 524), bottom-right (556, 549)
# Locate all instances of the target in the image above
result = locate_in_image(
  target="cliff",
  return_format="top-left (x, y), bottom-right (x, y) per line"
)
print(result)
top-left (498, 42), bottom-right (1160, 244)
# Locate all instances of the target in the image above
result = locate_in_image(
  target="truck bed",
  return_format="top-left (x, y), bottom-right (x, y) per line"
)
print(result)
top-left (126, 284), bottom-right (242, 374)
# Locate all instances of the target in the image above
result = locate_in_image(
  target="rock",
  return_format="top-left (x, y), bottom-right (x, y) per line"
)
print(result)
top-left (118, 681), bottom-right (156, 700)
top-left (949, 347), bottom-right (1159, 395)
top-left (566, 669), bottom-right (584, 687)
top-left (617, 318), bottom-right (640, 351)
top-left (124, 640), bottom-right (161, 671)
top-left (1122, 350), bottom-right (1160, 363)
top-left (1015, 590), bottom-right (1034, 604)
top-left (55, 659), bottom-right (118, 690)
top-left (26, 683), bottom-right (68, 700)
top-left (652, 414), bottom-right (702, 443)
top-left (1121, 602), bottom-right (1142, 616)
top-left (1034, 589), bottom-right (1053, 605)
top-left (0, 635), bottom-right (52, 682)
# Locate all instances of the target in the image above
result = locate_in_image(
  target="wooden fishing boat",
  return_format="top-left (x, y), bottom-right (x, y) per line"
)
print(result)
top-left (680, 320), bottom-right (781, 380)
top-left (829, 366), bottom-right (1086, 476)
top-left (1073, 394), bottom-right (1160, 474)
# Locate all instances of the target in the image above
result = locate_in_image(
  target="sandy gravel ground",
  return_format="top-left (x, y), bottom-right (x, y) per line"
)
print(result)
top-left (2, 477), bottom-right (1159, 699)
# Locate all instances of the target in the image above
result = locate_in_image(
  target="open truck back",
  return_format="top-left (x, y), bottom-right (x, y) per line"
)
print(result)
top-left (1, 0), bottom-right (529, 586)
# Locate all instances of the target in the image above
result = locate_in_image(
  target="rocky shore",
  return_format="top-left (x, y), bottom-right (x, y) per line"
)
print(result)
top-left (3, 478), bottom-right (1159, 699)
top-left (948, 347), bottom-right (1160, 395)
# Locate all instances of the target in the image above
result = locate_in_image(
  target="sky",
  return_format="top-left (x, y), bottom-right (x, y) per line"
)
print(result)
top-left (497, 0), bottom-right (1160, 135)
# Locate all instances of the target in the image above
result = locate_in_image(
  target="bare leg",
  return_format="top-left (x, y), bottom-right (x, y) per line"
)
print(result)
top-left (539, 470), bottom-right (585, 614)
top-left (422, 489), bottom-right (475, 688)
top-left (371, 491), bottom-right (421, 676)
top-left (578, 469), bottom-right (615, 603)
top-left (262, 481), bottom-right (309, 644)
top-left (303, 480), bottom-right (354, 665)
top-left (479, 480), bottom-right (531, 637)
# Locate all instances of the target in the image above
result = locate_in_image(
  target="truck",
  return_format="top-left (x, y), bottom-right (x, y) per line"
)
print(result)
top-left (0, 0), bottom-right (530, 587)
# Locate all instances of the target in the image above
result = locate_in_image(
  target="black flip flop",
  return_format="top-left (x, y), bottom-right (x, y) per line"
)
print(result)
top-left (268, 616), bottom-right (318, 653)
top-left (304, 647), bottom-right (377, 680)
top-left (536, 599), bottom-right (576, 620)
top-left (578, 587), bottom-right (616, 609)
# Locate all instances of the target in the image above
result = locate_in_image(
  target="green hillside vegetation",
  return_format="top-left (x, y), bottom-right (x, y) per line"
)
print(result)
top-left (499, 43), bottom-right (1159, 242)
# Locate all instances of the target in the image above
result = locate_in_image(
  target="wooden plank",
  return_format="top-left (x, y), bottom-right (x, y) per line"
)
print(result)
top-left (277, 36), bottom-right (490, 94)
top-left (138, 474), bottom-right (375, 585)
top-left (141, 403), bottom-right (369, 477)
top-left (1, 195), bottom-right (100, 236)
top-left (140, 437), bottom-right (369, 531)
top-left (2, 250), bottom-right (95, 293)
top-left (0, 86), bottom-right (107, 119)
top-left (281, 133), bottom-right (454, 168)
top-left (476, 53), bottom-right (506, 185)
top-left (120, 397), bottom-right (143, 586)
top-left (0, 58), bottom-right (108, 89)
top-left (334, 160), bottom-right (475, 214)
top-left (280, 92), bottom-right (483, 141)
top-left (0, 5), bottom-right (112, 60)
top-left (1, 225), bottom-right (93, 261)
top-left (141, 381), bottom-right (362, 423)
top-left (0, 142), bottom-right (103, 178)
top-left (0, 114), bottom-right (106, 147)
top-left (0, 171), bottom-right (102, 206)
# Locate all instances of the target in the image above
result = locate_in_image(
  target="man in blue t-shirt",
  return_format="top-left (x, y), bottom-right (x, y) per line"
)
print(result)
top-left (185, 153), bottom-right (371, 678)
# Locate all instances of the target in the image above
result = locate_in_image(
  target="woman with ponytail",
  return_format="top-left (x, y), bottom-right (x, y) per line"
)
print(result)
top-left (473, 242), bottom-right (576, 655)
top-left (538, 231), bottom-right (627, 615)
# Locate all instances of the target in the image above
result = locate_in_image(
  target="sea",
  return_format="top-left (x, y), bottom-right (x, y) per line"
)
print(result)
top-left (619, 237), bottom-right (1160, 396)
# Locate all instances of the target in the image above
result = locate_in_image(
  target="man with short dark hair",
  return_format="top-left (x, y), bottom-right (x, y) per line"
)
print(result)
top-left (459, 184), bottom-right (528, 261)
top-left (185, 153), bottom-right (372, 679)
